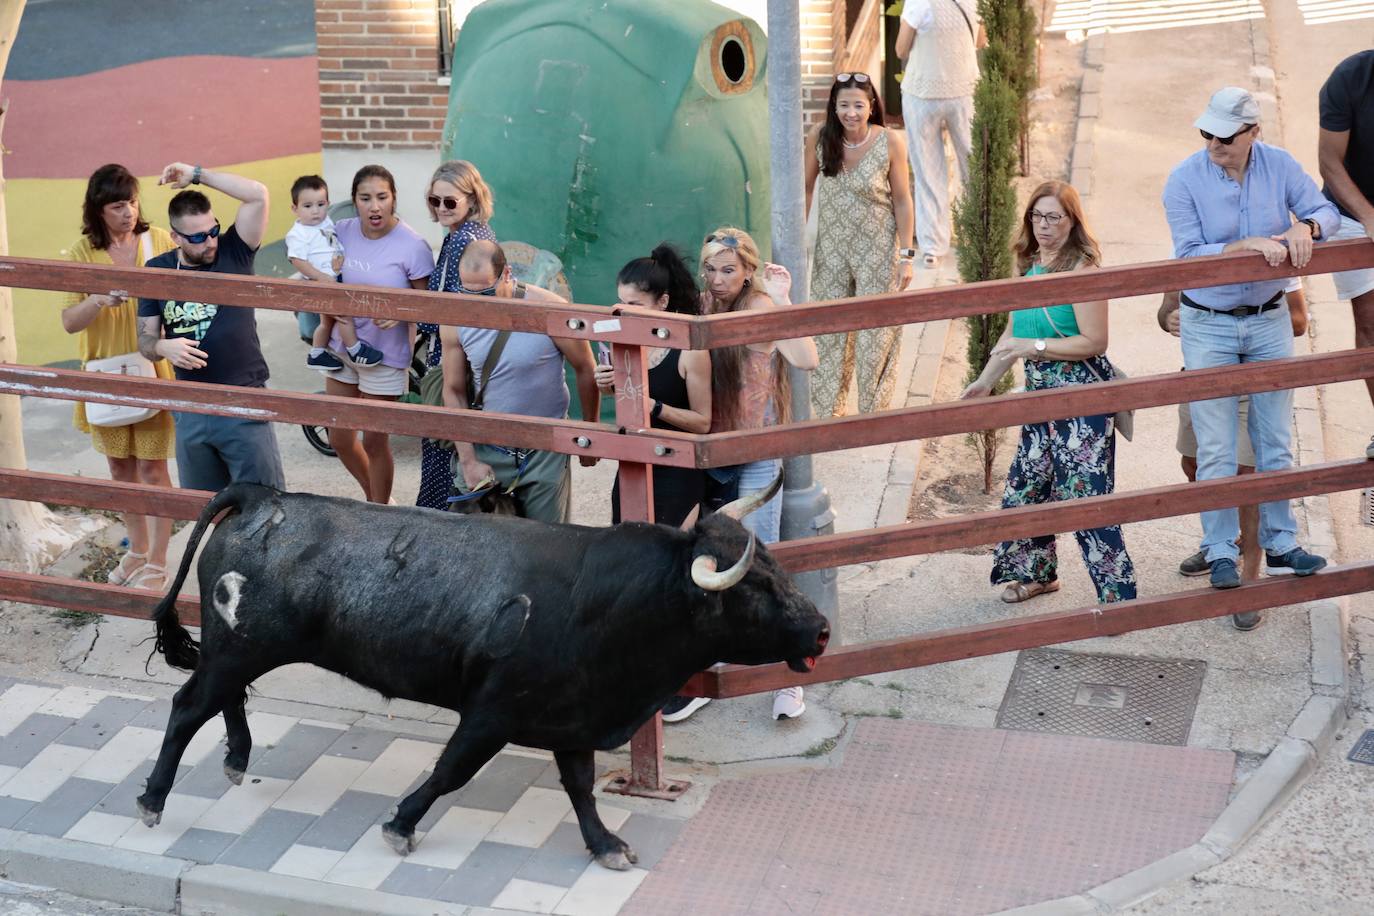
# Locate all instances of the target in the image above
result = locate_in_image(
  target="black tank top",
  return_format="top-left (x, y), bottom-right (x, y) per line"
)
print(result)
top-left (648, 348), bottom-right (690, 430)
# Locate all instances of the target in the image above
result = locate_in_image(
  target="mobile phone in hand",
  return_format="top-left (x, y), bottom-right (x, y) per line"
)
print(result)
top-left (597, 343), bottom-right (612, 366)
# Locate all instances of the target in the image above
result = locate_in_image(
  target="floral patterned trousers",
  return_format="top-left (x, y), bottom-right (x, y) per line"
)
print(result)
top-left (991, 357), bottom-right (1138, 603)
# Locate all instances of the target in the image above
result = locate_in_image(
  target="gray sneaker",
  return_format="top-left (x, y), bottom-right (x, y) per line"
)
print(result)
top-left (1179, 550), bottom-right (1210, 577)
top-left (1232, 611), bottom-right (1262, 631)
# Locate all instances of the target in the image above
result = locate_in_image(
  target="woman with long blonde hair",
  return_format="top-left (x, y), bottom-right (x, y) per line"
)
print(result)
top-left (962, 180), bottom-right (1137, 606)
top-left (699, 226), bottom-right (819, 720)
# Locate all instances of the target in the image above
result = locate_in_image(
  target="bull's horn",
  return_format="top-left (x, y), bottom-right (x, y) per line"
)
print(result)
top-left (716, 472), bottom-right (783, 521)
top-left (691, 534), bottom-right (756, 591)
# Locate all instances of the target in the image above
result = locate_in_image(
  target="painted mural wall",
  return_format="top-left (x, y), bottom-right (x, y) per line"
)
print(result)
top-left (5, 0), bottom-right (323, 366)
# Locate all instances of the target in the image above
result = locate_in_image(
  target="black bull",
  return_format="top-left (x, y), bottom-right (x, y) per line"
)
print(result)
top-left (139, 482), bottom-right (829, 870)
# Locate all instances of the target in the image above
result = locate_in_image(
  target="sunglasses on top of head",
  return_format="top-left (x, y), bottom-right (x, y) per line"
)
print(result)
top-left (1199, 123), bottom-right (1256, 146)
top-left (834, 72), bottom-right (870, 84)
top-left (428, 195), bottom-right (465, 211)
top-left (704, 233), bottom-right (741, 249)
top-left (174, 221), bottom-right (221, 244)
top-left (456, 283), bottom-right (498, 296)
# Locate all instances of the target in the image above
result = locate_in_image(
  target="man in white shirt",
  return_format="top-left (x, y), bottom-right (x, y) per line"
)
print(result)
top-left (896, 0), bottom-right (984, 270)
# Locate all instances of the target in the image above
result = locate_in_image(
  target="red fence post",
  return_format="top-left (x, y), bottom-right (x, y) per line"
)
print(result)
top-left (602, 342), bottom-right (691, 800)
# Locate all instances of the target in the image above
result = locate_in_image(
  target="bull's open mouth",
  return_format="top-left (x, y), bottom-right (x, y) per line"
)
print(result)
top-left (787, 655), bottom-right (818, 674)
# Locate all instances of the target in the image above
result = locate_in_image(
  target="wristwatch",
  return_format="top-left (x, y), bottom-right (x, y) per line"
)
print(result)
top-left (1300, 218), bottom-right (1319, 239)
top-left (1034, 339), bottom-right (1047, 355)
top-left (190, 165), bottom-right (202, 185)
top-left (898, 247), bottom-right (917, 259)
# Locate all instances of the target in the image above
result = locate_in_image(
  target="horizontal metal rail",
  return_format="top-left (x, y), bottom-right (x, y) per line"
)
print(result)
top-left (5, 458), bottom-right (1372, 573)
top-left (697, 348), bottom-right (1374, 466)
top-left (0, 365), bottom-right (696, 468)
top-left (6, 349), bottom-right (1371, 470)
top-left (8, 238), bottom-right (1371, 350)
top-left (680, 561), bottom-right (1374, 698)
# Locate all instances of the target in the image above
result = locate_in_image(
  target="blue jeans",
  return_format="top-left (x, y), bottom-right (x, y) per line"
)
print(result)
top-left (736, 459), bottom-right (782, 545)
top-left (173, 412), bottom-right (285, 492)
top-left (1180, 305), bottom-right (1298, 562)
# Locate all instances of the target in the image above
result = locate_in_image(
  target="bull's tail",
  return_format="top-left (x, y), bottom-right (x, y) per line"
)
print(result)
top-left (149, 484), bottom-right (260, 671)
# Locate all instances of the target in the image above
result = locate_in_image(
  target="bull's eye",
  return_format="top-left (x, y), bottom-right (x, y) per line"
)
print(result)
top-left (702, 19), bottom-right (758, 97)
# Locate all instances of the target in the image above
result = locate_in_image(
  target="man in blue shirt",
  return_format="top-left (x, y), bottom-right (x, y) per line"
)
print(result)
top-left (1163, 87), bottom-right (1339, 618)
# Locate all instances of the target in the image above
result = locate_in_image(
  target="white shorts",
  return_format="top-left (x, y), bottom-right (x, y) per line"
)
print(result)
top-left (1332, 215), bottom-right (1374, 302)
top-left (329, 351), bottom-right (407, 397)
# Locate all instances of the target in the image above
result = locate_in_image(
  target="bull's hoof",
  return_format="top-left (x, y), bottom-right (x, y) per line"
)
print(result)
top-left (223, 763), bottom-right (245, 786)
top-left (594, 845), bottom-right (638, 871)
top-left (135, 797), bottom-right (163, 828)
top-left (381, 823), bottom-right (416, 856)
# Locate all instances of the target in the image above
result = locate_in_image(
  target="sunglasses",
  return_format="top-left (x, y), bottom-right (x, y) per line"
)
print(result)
top-left (456, 284), bottom-right (498, 296)
top-left (173, 221), bottom-right (221, 244)
top-left (427, 195), bottom-right (465, 211)
top-left (835, 72), bottom-right (870, 84)
top-left (1199, 123), bottom-right (1256, 145)
top-left (704, 234), bottom-right (741, 249)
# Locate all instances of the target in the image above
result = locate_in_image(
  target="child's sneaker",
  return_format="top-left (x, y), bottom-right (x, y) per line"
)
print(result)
top-left (349, 342), bottom-right (386, 366)
top-left (307, 349), bottom-right (344, 371)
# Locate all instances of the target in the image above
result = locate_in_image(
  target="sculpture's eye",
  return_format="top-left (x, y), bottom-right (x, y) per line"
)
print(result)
top-left (701, 20), bottom-right (759, 97)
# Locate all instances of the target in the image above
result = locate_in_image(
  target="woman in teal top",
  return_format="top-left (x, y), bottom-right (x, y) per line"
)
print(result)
top-left (963, 180), bottom-right (1137, 605)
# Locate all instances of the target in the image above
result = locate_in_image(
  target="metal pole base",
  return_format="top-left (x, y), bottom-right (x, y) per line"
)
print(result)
top-left (603, 771), bottom-right (692, 801)
top-left (605, 714), bottom-right (691, 800)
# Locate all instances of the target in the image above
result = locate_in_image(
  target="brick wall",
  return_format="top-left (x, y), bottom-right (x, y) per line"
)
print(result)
top-left (800, 0), bottom-right (839, 132)
top-left (315, 0), bottom-right (449, 150)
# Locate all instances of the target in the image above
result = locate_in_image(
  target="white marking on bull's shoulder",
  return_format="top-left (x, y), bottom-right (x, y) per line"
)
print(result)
top-left (213, 571), bottom-right (248, 630)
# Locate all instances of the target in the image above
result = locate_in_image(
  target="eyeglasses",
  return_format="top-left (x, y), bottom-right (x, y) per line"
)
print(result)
top-left (1200, 123), bottom-right (1256, 145)
top-left (456, 284), bottom-right (498, 296)
top-left (173, 221), bottom-right (220, 244)
top-left (704, 234), bottom-right (741, 249)
top-left (835, 72), bottom-right (870, 84)
top-left (1029, 210), bottom-right (1065, 226)
top-left (428, 195), bottom-right (465, 211)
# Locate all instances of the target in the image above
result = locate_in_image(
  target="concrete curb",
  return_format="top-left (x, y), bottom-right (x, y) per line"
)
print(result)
top-left (0, 829), bottom-right (537, 916)
top-left (992, 25), bottom-right (1352, 916)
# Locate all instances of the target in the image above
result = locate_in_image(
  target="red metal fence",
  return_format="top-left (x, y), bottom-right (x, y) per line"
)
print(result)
top-left (2, 237), bottom-right (1373, 793)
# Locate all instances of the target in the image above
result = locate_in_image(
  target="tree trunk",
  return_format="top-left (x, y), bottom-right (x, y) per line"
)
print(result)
top-left (0, 0), bottom-right (97, 571)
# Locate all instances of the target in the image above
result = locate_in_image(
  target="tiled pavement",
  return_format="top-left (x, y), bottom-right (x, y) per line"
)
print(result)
top-left (0, 677), bottom-right (682, 915)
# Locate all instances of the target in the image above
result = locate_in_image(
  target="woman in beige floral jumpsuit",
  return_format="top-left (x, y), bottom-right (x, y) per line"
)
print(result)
top-left (804, 71), bottom-right (916, 418)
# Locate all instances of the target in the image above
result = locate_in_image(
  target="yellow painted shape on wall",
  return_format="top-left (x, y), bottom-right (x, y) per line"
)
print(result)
top-left (12, 152), bottom-right (323, 366)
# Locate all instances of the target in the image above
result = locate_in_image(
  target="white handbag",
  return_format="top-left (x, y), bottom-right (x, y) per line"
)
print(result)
top-left (84, 234), bottom-right (161, 428)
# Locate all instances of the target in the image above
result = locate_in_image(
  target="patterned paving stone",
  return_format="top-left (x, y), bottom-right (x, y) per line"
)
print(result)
top-left (615, 814), bottom-right (687, 871)
top-left (296, 790), bottom-right (396, 852)
top-left (171, 752), bottom-right (237, 801)
top-left (515, 821), bottom-right (594, 888)
top-left (12, 777), bottom-right (114, 838)
top-left (128, 699), bottom-right (173, 730)
top-left (93, 761), bottom-right (190, 818)
top-left (378, 862), bottom-right (459, 899)
top-left (165, 827), bottom-right (238, 864)
top-left (59, 697), bottom-right (152, 750)
top-left (452, 753), bottom-right (548, 813)
top-left (216, 808), bottom-right (317, 870)
top-left (325, 727), bottom-right (398, 762)
top-left (0, 715), bottom-right (76, 767)
top-left (0, 795), bottom-right (36, 829)
top-left (433, 841), bottom-right (535, 907)
top-left (249, 724), bottom-right (346, 780)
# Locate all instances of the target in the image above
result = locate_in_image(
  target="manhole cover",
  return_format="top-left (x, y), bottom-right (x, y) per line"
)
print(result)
top-left (997, 648), bottom-right (1207, 746)
top-left (1348, 730), bottom-right (1374, 765)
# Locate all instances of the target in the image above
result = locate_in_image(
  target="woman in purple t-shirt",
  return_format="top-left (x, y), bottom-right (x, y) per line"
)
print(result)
top-left (327, 164), bottom-right (434, 503)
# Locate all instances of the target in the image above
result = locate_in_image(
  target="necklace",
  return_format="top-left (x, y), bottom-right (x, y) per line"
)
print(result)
top-left (842, 126), bottom-right (872, 149)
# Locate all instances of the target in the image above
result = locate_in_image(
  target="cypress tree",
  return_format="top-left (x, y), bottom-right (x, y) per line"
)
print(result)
top-left (954, 66), bottom-right (1019, 493)
top-left (979, 0), bottom-right (1038, 174)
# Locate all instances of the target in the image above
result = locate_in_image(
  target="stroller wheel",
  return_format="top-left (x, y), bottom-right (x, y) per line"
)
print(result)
top-left (303, 424), bottom-right (336, 457)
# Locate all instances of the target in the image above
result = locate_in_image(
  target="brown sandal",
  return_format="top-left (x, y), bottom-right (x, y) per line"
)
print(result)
top-left (1001, 580), bottom-right (1061, 604)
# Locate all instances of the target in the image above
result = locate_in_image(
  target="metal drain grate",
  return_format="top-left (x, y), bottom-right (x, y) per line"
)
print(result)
top-left (1348, 730), bottom-right (1374, 765)
top-left (997, 648), bottom-right (1207, 746)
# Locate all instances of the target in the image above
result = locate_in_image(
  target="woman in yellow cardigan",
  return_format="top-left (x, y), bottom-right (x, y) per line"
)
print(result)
top-left (61, 164), bottom-right (177, 591)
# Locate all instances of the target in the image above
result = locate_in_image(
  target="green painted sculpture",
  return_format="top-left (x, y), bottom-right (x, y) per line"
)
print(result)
top-left (443, 0), bottom-right (772, 306)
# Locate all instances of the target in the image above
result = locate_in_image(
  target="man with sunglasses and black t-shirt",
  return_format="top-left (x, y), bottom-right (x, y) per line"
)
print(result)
top-left (137, 162), bottom-right (284, 492)
top-left (1162, 87), bottom-right (1339, 607)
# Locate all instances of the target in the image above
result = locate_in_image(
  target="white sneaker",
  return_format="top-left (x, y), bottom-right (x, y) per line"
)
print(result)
top-left (772, 686), bottom-right (805, 720)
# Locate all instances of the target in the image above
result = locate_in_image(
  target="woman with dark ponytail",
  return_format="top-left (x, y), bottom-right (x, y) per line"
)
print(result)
top-left (596, 244), bottom-right (711, 531)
